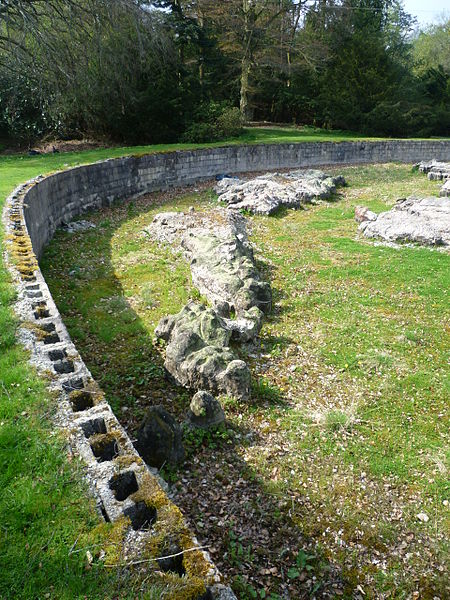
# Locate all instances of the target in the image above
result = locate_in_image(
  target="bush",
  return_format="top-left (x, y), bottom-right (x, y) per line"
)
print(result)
top-left (362, 100), bottom-right (450, 137)
top-left (181, 102), bottom-right (242, 143)
top-left (181, 121), bottom-right (218, 143)
top-left (216, 107), bottom-right (243, 138)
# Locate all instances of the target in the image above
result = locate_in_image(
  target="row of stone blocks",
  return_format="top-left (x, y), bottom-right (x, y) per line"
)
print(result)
top-left (3, 178), bottom-right (235, 600)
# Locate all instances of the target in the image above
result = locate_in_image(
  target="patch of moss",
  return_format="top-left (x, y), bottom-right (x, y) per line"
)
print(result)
top-left (88, 516), bottom-right (131, 566)
top-left (89, 432), bottom-right (119, 457)
top-left (153, 572), bottom-right (206, 600)
top-left (115, 453), bottom-right (144, 468)
top-left (130, 472), bottom-right (213, 582)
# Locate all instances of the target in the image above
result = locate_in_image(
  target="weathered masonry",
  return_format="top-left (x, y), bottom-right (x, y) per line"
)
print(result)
top-left (3, 140), bottom-right (449, 597)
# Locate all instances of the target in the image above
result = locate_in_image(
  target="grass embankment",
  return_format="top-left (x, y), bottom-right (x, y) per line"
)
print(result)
top-left (0, 175), bottom-right (139, 595)
top-left (41, 164), bottom-right (449, 599)
top-left (0, 127), bottom-right (372, 599)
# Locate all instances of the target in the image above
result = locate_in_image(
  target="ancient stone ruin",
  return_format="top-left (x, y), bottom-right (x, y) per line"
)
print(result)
top-left (358, 197), bottom-right (450, 247)
top-left (215, 169), bottom-right (346, 215)
top-left (5, 143), bottom-right (449, 597)
top-left (356, 160), bottom-right (450, 248)
top-left (416, 159), bottom-right (450, 197)
top-left (148, 209), bottom-right (270, 401)
top-left (147, 169), bottom-right (347, 404)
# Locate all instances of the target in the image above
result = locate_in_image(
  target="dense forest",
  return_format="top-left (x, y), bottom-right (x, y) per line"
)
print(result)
top-left (0, 0), bottom-right (449, 145)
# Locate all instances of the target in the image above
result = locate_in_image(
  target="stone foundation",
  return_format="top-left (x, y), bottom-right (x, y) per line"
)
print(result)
top-left (3, 140), bottom-right (449, 594)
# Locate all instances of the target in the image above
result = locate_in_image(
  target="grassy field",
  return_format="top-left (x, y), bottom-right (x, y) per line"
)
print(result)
top-left (0, 127), bottom-right (377, 600)
top-left (39, 163), bottom-right (449, 598)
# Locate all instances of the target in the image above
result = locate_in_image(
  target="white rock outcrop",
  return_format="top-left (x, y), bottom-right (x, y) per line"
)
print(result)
top-left (359, 196), bottom-right (450, 247)
top-left (215, 170), bottom-right (346, 215)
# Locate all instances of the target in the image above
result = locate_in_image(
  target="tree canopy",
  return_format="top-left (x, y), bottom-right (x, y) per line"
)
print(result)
top-left (0, 0), bottom-right (448, 144)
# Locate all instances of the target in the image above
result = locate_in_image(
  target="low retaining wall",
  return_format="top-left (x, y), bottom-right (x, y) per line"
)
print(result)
top-left (3, 140), bottom-right (450, 596)
top-left (24, 140), bottom-right (450, 258)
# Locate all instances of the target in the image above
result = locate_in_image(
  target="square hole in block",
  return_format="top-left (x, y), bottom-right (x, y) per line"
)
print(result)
top-left (90, 434), bottom-right (119, 462)
top-left (34, 304), bottom-right (50, 319)
top-left (48, 349), bottom-right (67, 361)
top-left (109, 471), bottom-right (139, 501)
top-left (157, 542), bottom-right (186, 576)
top-left (123, 501), bottom-right (156, 531)
top-left (62, 378), bottom-right (84, 393)
top-left (81, 417), bottom-right (107, 438)
top-left (70, 390), bottom-right (94, 412)
top-left (43, 333), bottom-right (60, 345)
top-left (26, 291), bottom-right (43, 299)
top-left (54, 359), bottom-right (75, 374)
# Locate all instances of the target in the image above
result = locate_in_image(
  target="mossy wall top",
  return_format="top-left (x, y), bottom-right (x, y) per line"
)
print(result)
top-left (23, 141), bottom-right (450, 258)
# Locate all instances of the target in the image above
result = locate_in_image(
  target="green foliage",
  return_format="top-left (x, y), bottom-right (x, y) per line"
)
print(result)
top-left (181, 102), bottom-right (242, 143)
top-left (1, 1), bottom-right (448, 145)
top-left (252, 377), bottom-right (281, 403)
top-left (413, 17), bottom-right (450, 75)
top-left (226, 529), bottom-right (255, 567)
top-left (183, 423), bottom-right (234, 454)
top-left (216, 107), bottom-right (243, 138)
top-left (287, 549), bottom-right (315, 579)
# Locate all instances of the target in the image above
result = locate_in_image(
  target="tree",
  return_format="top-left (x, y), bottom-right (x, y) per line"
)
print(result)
top-left (0, 1), bottom-right (195, 142)
top-left (303, 0), bottom-right (417, 131)
top-left (413, 16), bottom-right (450, 75)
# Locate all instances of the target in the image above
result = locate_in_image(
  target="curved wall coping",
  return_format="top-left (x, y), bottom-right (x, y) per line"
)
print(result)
top-left (3, 141), bottom-right (450, 593)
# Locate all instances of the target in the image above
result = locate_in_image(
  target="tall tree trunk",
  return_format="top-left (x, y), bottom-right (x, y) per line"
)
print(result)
top-left (240, 54), bottom-right (253, 121)
top-left (240, 0), bottom-right (253, 122)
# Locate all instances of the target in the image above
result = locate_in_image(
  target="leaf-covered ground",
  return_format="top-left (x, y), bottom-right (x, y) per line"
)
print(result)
top-left (42, 164), bottom-right (449, 599)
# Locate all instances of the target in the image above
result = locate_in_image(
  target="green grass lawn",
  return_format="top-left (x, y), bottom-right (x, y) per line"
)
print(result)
top-left (1, 132), bottom-right (448, 599)
top-left (39, 163), bottom-right (449, 598)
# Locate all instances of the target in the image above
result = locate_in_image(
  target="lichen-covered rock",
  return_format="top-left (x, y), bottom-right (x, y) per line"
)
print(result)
top-left (156, 301), bottom-right (251, 400)
top-left (215, 170), bottom-right (346, 215)
top-left (60, 219), bottom-right (97, 233)
top-left (415, 160), bottom-right (450, 197)
top-left (221, 306), bottom-right (264, 343)
top-left (355, 205), bottom-right (378, 223)
top-left (206, 585), bottom-right (238, 600)
top-left (187, 390), bottom-right (225, 429)
top-left (440, 179), bottom-right (450, 197)
top-left (182, 213), bottom-right (271, 316)
top-left (146, 211), bottom-right (209, 245)
top-left (136, 405), bottom-right (185, 468)
top-left (416, 160), bottom-right (450, 180)
top-left (360, 196), bottom-right (450, 247)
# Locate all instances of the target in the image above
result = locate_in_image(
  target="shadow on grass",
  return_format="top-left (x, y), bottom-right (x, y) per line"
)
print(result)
top-left (41, 187), bottom-right (352, 599)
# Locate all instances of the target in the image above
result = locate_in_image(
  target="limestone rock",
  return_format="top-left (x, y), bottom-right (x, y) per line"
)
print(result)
top-left (416, 160), bottom-right (450, 197)
top-left (156, 301), bottom-right (251, 400)
top-left (360, 196), bottom-right (450, 247)
top-left (146, 211), bottom-right (210, 245)
top-left (221, 306), bottom-right (264, 343)
top-left (440, 179), bottom-right (450, 197)
top-left (182, 214), bottom-right (271, 316)
top-left (216, 169), bottom-right (346, 215)
top-left (416, 159), bottom-right (450, 180)
top-left (355, 206), bottom-right (377, 223)
top-left (187, 390), bottom-right (225, 429)
top-left (61, 219), bottom-right (96, 233)
top-left (136, 405), bottom-right (184, 468)
top-left (205, 585), bottom-right (238, 600)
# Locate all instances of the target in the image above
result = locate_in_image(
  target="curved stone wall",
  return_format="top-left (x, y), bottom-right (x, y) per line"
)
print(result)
top-left (23, 140), bottom-right (450, 258)
top-left (3, 141), bottom-right (450, 596)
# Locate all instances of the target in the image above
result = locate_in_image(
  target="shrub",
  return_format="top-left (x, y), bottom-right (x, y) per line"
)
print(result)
top-left (181, 102), bottom-right (242, 143)
top-left (216, 107), bottom-right (243, 138)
